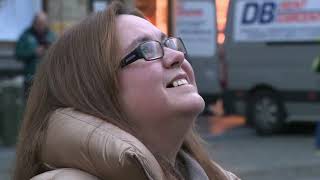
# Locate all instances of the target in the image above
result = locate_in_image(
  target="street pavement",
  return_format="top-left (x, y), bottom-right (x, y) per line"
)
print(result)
top-left (1, 116), bottom-right (320, 180)
top-left (205, 128), bottom-right (320, 180)
top-left (197, 116), bottom-right (320, 180)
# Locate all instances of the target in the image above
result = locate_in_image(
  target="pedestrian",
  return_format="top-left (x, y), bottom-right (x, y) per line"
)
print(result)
top-left (316, 122), bottom-right (320, 153)
top-left (15, 11), bottom-right (56, 99)
top-left (312, 57), bottom-right (320, 153)
top-left (13, 2), bottom-right (240, 180)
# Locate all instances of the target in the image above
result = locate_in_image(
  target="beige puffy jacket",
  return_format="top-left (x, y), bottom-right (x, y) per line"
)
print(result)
top-left (31, 108), bottom-right (240, 180)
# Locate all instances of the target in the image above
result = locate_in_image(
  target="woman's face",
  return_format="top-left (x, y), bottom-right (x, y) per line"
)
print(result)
top-left (117, 15), bottom-right (204, 129)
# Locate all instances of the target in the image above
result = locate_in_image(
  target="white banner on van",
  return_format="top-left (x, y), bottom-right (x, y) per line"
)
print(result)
top-left (175, 0), bottom-right (216, 57)
top-left (234, 0), bottom-right (320, 42)
top-left (0, 0), bottom-right (41, 41)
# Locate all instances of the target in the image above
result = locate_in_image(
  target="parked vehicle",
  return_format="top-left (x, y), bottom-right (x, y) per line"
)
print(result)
top-left (220, 0), bottom-right (320, 135)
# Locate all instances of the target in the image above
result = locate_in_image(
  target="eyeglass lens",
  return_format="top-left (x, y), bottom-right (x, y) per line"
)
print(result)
top-left (140, 41), bottom-right (163, 60)
top-left (166, 38), bottom-right (187, 54)
top-left (140, 38), bottom-right (186, 61)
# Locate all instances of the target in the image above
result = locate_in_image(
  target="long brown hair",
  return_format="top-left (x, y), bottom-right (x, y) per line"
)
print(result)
top-left (13, 2), bottom-right (228, 180)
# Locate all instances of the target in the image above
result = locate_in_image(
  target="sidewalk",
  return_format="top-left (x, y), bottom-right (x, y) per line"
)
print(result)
top-left (204, 127), bottom-right (320, 180)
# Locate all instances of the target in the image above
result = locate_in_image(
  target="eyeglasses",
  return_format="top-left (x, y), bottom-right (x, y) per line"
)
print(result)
top-left (120, 37), bottom-right (187, 68)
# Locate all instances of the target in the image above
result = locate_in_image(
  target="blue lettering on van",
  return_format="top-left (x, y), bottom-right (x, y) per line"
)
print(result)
top-left (241, 2), bottom-right (277, 25)
top-left (260, 2), bottom-right (276, 23)
top-left (242, 3), bottom-right (259, 24)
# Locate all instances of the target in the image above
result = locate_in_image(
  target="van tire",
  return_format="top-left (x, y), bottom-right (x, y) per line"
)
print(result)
top-left (247, 91), bottom-right (285, 136)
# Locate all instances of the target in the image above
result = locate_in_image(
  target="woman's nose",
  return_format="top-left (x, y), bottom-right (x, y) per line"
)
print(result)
top-left (162, 48), bottom-right (185, 69)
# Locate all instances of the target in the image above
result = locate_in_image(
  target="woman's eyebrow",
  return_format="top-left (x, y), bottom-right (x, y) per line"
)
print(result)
top-left (125, 32), bottom-right (167, 53)
top-left (125, 36), bottom-right (150, 53)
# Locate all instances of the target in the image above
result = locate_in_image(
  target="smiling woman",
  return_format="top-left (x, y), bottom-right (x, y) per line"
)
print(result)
top-left (13, 1), bottom-right (240, 180)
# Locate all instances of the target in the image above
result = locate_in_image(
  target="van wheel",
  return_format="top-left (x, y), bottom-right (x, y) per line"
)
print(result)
top-left (247, 91), bottom-right (285, 135)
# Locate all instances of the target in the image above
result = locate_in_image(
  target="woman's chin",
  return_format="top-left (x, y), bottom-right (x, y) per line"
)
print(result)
top-left (173, 93), bottom-right (205, 117)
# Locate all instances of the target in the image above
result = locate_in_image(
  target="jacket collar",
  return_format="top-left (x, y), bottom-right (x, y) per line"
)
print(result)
top-left (180, 151), bottom-right (209, 180)
top-left (41, 108), bottom-right (210, 180)
top-left (41, 108), bottom-right (165, 180)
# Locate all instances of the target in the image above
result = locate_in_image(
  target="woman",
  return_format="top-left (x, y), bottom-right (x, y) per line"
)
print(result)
top-left (13, 1), bottom-right (240, 180)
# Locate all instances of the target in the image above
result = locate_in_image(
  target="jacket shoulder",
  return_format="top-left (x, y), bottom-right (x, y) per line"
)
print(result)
top-left (224, 170), bottom-right (241, 180)
top-left (18, 28), bottom-right (34, 40)
top-left (211, 161), bottom-right (241, 180)
top-left (30, 168), bottom-right (99, 180)
top-left (41, 108), bottom-right (164, 180)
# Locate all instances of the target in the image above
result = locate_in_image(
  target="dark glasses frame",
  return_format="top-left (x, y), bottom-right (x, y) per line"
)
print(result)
top-left (120, 37), bottom-right (187, 68)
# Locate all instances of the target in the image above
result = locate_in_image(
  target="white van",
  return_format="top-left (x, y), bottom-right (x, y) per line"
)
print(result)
top-left (221, 0), bottom-right (320, 135)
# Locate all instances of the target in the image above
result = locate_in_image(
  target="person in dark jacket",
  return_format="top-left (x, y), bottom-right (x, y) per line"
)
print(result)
top-left (312, 57), bottom-right (320, 153)
top-left (313, 56), bottom-right (320, 73)
top-left (15, 11), bottom-right (56, 98)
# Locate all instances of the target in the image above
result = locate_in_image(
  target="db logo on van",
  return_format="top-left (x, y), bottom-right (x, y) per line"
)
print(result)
top-left (240, 0), bottom-right (320, 25)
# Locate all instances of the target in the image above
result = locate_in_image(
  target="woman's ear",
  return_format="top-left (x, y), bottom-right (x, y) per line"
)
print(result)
top-left (312, 56), bottom-right (320, 73)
